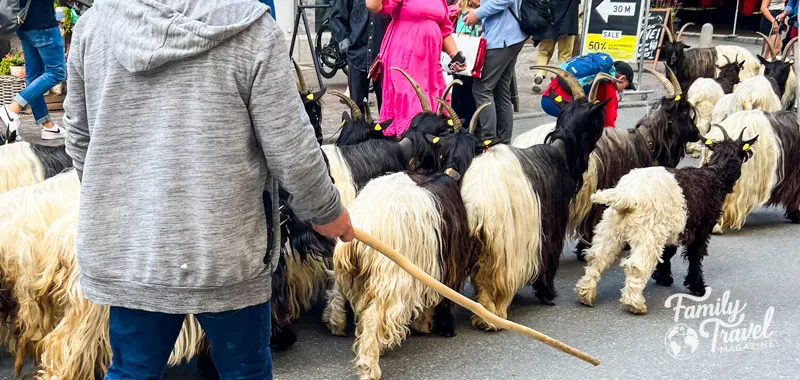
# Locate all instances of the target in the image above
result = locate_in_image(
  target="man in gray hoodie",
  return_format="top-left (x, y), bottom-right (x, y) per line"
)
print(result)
top-left (63, 0), bottom-right (352, 377)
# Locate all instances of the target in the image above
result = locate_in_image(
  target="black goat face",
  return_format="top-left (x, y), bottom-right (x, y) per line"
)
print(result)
top-left (337, 111), bottom-right (393, 146)
top-left (660, 42), bottom-right (689, 67)
top-left (426, 130), bottom-right (479, 180)
top-left (409, 112), bottom-right (452, 137)
top-left (759, 55), bottom-right (793, 95)
top-left (1, 129), bottom-right (17, 146)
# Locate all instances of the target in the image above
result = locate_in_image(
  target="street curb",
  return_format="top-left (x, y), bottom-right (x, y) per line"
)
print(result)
top-left (679, 32), bottom-right (762, 45)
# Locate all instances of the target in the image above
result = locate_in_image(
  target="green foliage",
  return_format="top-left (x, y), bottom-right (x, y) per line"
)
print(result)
top-left (0, 51), bottom-right (25, 76)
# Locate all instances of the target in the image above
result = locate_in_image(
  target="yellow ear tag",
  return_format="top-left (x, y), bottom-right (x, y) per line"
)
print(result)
top-left (374, 124), bottom-right (382, 131)
top-left (341, 120), bottom-right (345, 126)
top-left (705, 139), bottom-right (713, 145)
top-left (447, 119), bottom-right (454, 126)
top-left (743, 143), bottom-right (751, 151)
top-left (554, 95), bottom-right (563, 103)
top-left (674, 95), bottom-right (681, 101)
top-left (433, 137), bottom-right (440, 144)
top-left (483, 140), bottom-right (492, 146)
top-left (306, 93), bottom-right (314, 100)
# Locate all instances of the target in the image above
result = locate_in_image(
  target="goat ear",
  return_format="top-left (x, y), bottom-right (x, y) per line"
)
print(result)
top-left (592, 97), bottom-right (612, 112)
top-left (679, 42), bottom-right (691, 49)
top-left (341, 111), bottom-right (351, 122)
top-left (8, 130), bottom-right (16, 142)
top-left (738, 61), bottom-right (745, 69)
top-left (742, 135), bottom-right (759, 151)
top-left (378, 118), bottom-right (393, 131)
top-left (425, 134), bottom-right (441, 144)
top-left (758, 55), bottom-right (770, 65)
top-left (310, 89), bottom-right (326, 102)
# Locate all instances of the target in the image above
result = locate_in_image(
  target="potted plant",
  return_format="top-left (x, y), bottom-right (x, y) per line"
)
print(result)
top-left (0, 52), bottom-right (25, 78)
top-left (650, 0), bottom-right (683, 31)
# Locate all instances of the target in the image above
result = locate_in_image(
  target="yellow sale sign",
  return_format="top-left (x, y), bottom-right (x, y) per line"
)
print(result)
top-left (583, 34), bottom-right (639, 62)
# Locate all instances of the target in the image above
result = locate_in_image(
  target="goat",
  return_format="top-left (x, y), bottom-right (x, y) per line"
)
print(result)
top-left (757, 44), bottom-right (797, 111)
top-left (461, 66), bottom-right (610, 331)
top-left (329, 91), bottom-right (393, 146)
top-left (714, 55), bottom-right (745, 94)
top-left (293, 59), bottom-right (327, 144)
top-left (512, 65), bottom-right (700, 261)
top-left (0, 142), bottom-right (73, 194)
top-left (659, 23), bottom-right (760, 92)
top-left (576, 127), bottom-right (758, 314)
top-left (702, 110), bottom-right (800, 232)
top-left (711, 74), bottom-right (783, 124)
top-left (326, 102), bottom-right (487, 380)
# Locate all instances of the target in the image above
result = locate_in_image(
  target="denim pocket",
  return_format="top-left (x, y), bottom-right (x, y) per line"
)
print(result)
top-left (20, 27), bottom-right (63, 49)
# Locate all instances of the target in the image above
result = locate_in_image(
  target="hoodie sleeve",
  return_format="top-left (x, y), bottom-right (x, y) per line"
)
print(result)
top-left (249, 27), bottom-right (343, 226)
top-left (63, 23), bottom-right (89, 182)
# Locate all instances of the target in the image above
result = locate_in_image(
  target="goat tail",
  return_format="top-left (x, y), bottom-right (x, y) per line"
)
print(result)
top-left (590, 188), bottom-right (635, 211)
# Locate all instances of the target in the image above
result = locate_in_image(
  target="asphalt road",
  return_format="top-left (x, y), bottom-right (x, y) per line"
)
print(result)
top-left (5, 106), bottom-right (798, 379)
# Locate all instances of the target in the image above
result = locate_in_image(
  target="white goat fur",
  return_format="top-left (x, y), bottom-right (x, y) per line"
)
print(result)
top-left (687, 78), bottom-right (725, 134)
top-left (575, 167), bottom-right (688, 314)
top-left (329, 172), bottom-right (446, 380)
top-left (715, 46), bottom-right (762, 81)
top-left (460, 145), bottom-right (542, 329)
top-left (726, 76), bottom-right (782, 115)
top-left (782, 69), bottom-right (797, 110)
top-left (321, 144), bottom-right (357, 206)
top-left (711, 94), bottom-right (735, 124)
top-left (0, 142), bottom-right (45, 194)
top-left (701, 111), bottom-right (782, 232)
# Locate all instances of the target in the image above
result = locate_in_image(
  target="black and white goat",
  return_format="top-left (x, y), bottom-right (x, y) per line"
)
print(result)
top-left (576, 126), bottom-right (758, 314)
top-left (513, 65), bottom-right (700, 261)
top-left (461, 66), bottom-right (611, 330)
top-left (757, 37), bottom-right (798, 110)
top-left (293, 59), bottom-right (327, 144)
top-left (325, 102), bottom-right (487, 380)
top-left (329, 91), bottom-right (393, 146)
top-left (0, 141), bottom-right (73, 194)
top-left (702, 110), bottom-right (800, 232)
top-left (659, 23), bottom-right (760, 92)
top-left (711, 74), bottom-right (783, 125)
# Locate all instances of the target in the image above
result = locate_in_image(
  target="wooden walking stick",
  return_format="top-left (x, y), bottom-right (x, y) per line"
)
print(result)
top-left (352, 228), bottom-right (601, 366)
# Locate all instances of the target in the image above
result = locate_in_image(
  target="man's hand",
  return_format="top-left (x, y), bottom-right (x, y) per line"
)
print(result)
top-left (463, 10), bottom-right (479, 26)
top-left (339, 37), bottom-right (350, 56)
top-left (313, 208), bottom-right (354, 242)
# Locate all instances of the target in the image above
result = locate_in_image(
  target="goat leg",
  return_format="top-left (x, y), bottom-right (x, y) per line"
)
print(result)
top-left (431, 299), bottom-right (457, 338)
top-left (786, 207), bottom-right (800, 223)
top-left (683, 235), bottom-right (710, 296)
top-left (652, 245), bottom-right (678, 286)
top-left (533, 239), bottom-right (563, 306)
top-left (574, 240), bottom-right (590, 261)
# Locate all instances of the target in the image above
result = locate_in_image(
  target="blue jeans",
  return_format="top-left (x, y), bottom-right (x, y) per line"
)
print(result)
top-left (106, 302), bottom-right (273, 379)
top-left (15, 26), bottom-right (66, 124)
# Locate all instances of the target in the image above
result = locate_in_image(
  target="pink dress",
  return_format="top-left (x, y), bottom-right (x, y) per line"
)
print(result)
top-left (377, 0), bottom-right (453, 137)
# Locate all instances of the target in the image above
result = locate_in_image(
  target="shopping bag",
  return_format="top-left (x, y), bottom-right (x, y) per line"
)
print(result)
top-left (441, 33), bottom-right (487, 78)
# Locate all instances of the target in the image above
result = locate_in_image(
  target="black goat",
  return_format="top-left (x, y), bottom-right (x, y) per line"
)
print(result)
top-left (293, 59), bottom-right (327, 144)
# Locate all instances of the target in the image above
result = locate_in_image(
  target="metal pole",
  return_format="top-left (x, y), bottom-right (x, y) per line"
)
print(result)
top-left (301, 9), bottom-right (325, 90)
top-left (730, 0), bottom-right (741, 37)
top-left (636, 0), bottom-right (651, 91)
top-left (795, 40), bottom-right (799, 119)
top-left (580, 0), bottom-right (591, 56)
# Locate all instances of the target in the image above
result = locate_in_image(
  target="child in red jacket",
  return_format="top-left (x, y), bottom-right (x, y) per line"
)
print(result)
top-left (541, 60), bottom-right (635, 127)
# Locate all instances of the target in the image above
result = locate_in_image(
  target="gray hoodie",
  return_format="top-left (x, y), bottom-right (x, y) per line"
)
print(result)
top-left (64, 0), bottom-right (342, 314)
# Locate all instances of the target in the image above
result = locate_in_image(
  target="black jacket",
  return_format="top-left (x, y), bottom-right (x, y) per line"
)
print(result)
top-left (329, 0), bottom-right (387, 72)
top-left (531, 0), bottom-right (579, 41)
top-left (20, 0), bottom-right (58, 31)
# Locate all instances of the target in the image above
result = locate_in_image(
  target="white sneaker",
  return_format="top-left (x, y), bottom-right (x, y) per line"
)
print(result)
top-left (41, 123), bottom-right (66, 140)
top-left (0, 105), bottom-right (20, 137)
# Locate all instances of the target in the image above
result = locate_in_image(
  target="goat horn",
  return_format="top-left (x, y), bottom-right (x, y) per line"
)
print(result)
top-left (783, 36), bottom-right (798, 60)
top-left (292, 58), bottom-right (307, 94)
top-left (736, 126), bottom-right (748, 142)
top-left (711, 124), bottom-right (731, 140)
top-left (588, 73), bottom-right (620, 103)
top-left (676, 22), bottom-right (694, 41)
top-left (391, 67), bottom-right (432, 112)
top-left (363, 99), bottom-right (373, 121)
top-left (469, 102), bottom-right (493, 135)
top-left (437, 79), bottom-right (463, 115)
top-left (757, 32), bottom-right (779, 57)
top-left (433, 97), bottom-right (462, 131)
top-left (660, 24), bottom-right (675, 43)
top-left (723, 55), bottom-right (732, 64)
top-left (328, 91), bottom-right (363, 120)
top-left (530, 65), bottom-right (585, 100)
top-left (642, 67), bottom-right (677, 99)
top-left (664, 64), bottom-right (683, 97)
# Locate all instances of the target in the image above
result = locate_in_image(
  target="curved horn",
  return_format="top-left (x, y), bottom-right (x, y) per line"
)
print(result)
top-left (676, 22), bottom-right (695, 41)
top-left (664, 64), bottom-right (683, 97)
top-left (437, 79), bottom-right (463, 115)
top-left (642, 67), bottom-right (677, 99)
top-left (723, 55), bottom-right (732, 64)
top-left (757, 32), bottom-right (779, 57)
top-left (587, 73), bottom-right (620, 103)
top-left (736, 126), bottom-right (748, 142)
top-left (530, 65), bottom-right (585, 100)
top-left (469, 102), bottom-right (493, 135)
top-left (711, 124), bottom-right (731, 140)
top-left (328, 91), bottom-right (362, 120)
top-left (363, 100), bottom-right (373, 121)
top-left (391, 67), bottom-right (432, 112)
top-left (292, 58), bottom-right (307, 93)
top-left (782, 36), bottom-right (798, 60)
top-left (660, 24), bottom-right (674, 43)
top-left (433, 97), bottom-right (462, 131)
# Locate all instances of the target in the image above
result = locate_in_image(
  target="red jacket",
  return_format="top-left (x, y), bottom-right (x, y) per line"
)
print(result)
top-left (544, 79), bottom-right (619, 127)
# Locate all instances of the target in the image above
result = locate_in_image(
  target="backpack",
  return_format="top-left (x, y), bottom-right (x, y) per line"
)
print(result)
top-left (509, 0), bottom-right (555, 37)
top-left (558, 52), bottom-right (616, 88)
top-left (0, 0), bottom-right (32, 35)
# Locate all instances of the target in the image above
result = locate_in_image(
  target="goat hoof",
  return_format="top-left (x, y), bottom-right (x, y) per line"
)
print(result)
top-left (712, 224), bottom-right (724, 235)
top-left (627, 304), bottom-right (648, 315)
top-left (432, 318), bottom-right (456, 338)
top-left (471, 315), bottom-right (501, 332)
top-left (575, 250), bottom-right (587, 262)
top-left (684, 279), bottom-right (707, 296)
top-left (786, 209), bottom-right (800, 223)
top-left (269, 327), bottom-right (298, 352)
top-left (652, 270), bottom-right (674, 286)
top-left (535, 287), bottom-right (557, 305)
top-left (538, 296), bottom-right (556, 306)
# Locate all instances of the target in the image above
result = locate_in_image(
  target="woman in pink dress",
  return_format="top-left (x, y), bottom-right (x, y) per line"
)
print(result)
top-left (367, 0), bottom-right (466, 137)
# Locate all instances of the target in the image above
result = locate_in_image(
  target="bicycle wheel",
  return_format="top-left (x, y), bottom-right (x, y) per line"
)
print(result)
top-left (315, 23), bottom-right (340, 79)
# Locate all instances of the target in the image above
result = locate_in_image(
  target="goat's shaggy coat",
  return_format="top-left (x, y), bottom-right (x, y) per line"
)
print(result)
top-left (687, 78), bottom-right (725, 135)
top-left (576, 132), bottom-right (756, 314)
top-left (713, 75), bottom-right (783, 123)
top-left (704, 110), bottom-right (800, 231)
top-left (0, 142), bottom-right (72, 194)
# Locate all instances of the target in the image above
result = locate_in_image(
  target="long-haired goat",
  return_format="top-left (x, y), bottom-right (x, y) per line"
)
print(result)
top-left (576, 127), bottom-right (758, 314)
top-left (702, 110), bottom-right (800, 232)
top-left (659, 23), bottom-right (760, 92)
top-left (329, 91), bottom-right (393, 146)
top-left (0, 142), bottom-right (72, 194)
top-left (461, 66), bottom-right (610, 330)
top-left (325, 101), bottom-right (486, 380)
top-left (758, 38), bottom-right (798, 110)
top-left (513, 65), bottom-right (700, 261)
top-left (293, 59), bottom-right (327, 144)
top-left (711, 74), bottom-right (783, 125)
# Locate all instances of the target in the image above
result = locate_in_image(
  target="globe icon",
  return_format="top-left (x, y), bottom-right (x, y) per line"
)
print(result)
top-left (664, 323), bottom-right (699, 359)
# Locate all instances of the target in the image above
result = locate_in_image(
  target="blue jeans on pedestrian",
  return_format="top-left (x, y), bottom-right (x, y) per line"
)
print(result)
top-left (15, 26), bottom-right (66, 125)
top-left (106, 302), bottom-right (273, 380)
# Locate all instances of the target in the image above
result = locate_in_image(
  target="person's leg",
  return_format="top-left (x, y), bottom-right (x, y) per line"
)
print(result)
top-left (105, 307), bottom-right (186, 379)
top-left (472, 48), bottom-right (509, 141)
top-left (349, 68), bottom-right (370, 114)
top-left (374, 74), bottom-right (383, 112)
top-left (493, 42), bottom-right (525, 143)
top-left (557, 35), bottom-right (577, 64)
top-left (14, 28), bottom-right (66, 128)
top-left (533, 39), bottom-right (556, 93)
top-left (195, 302), bottom-right (272, 379)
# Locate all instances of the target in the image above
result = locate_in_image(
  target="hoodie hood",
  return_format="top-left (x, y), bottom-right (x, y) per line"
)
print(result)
top-left (94, 0), bottom-right (269, 73)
